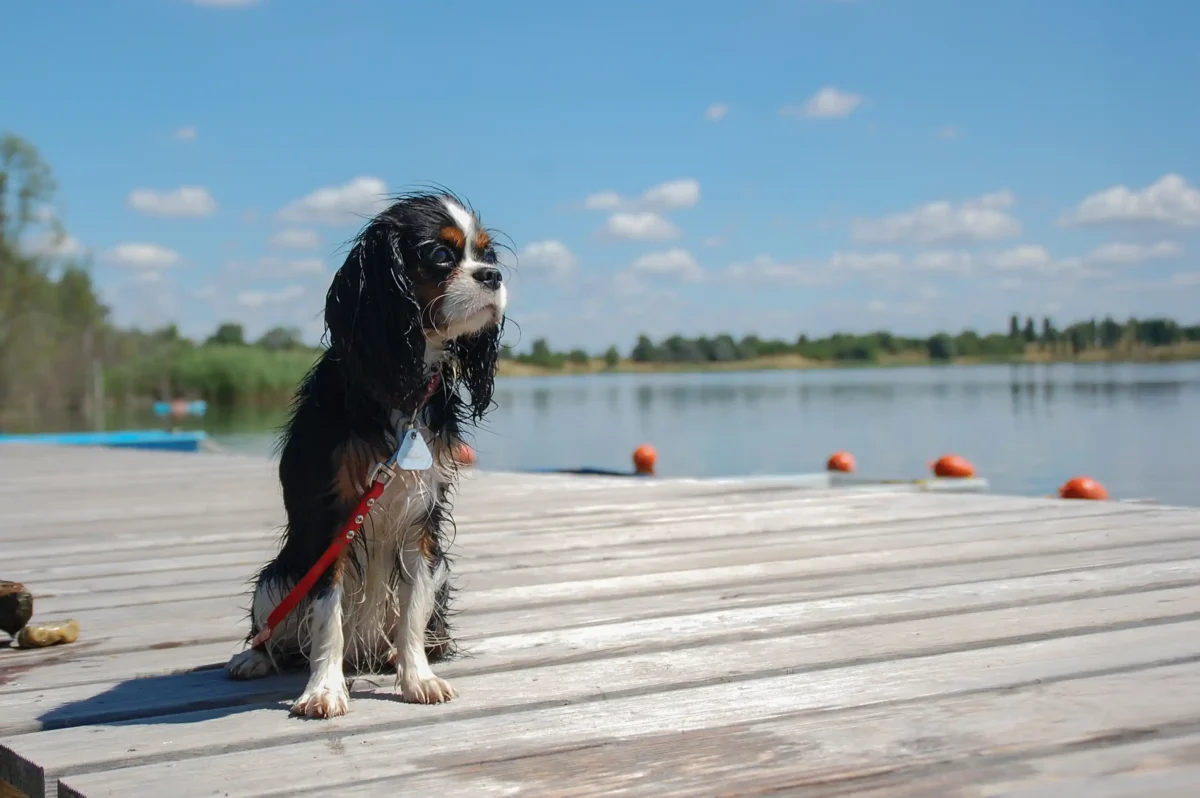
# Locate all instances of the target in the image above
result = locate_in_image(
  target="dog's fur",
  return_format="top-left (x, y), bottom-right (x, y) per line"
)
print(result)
top-left (224, 191), bottom-right (507, 718)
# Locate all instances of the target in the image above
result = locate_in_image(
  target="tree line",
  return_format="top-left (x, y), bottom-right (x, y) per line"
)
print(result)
top-left (507, 314), bottom-right (1200, 368)
top-left (1, 131), bottom-right (321, 425)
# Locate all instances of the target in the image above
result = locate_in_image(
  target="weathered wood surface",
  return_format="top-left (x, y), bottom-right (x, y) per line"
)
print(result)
top-left (1, 445), bottom-right (1198, 797)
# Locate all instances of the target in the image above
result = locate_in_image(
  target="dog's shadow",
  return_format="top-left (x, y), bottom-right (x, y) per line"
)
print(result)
top-left (34, 663), bottom-right (407, 730)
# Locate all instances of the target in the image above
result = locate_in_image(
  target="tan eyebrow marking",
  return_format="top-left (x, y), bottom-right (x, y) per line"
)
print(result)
top-left (473, 229), bottom-right (491, 253)
top-left (439, 225), bottom-right (465, 249)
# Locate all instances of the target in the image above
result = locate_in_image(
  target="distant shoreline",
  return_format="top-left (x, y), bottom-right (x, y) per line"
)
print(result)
top-left (495, 342), bottom-right (1200, 378)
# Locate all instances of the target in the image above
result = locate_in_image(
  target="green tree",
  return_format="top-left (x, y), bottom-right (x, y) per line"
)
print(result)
top-left (1, 132), bottom-right (108, 423)
top-left (631, 335), bottom-right (657, 363)
top-left (529, 338), bottom-right (552, 365)
top-left (256, 326), bottom-right (303, 351)
top-left (567, 348), bottom-right (589, 365)
top-left (1098, 316), bottom-right (1122, 348)
top-left (1008, 314), bottom-right (1020, 339)
top-left (1040, 317), bottom-right (1058, 346)
top-left (927, 333), bottom-right (956, 361)
top-left (603, 345), bottom-right (620, 368)
top-left (207, 323), bottom-right (246, 347)
top-left (1023, 317), bottom-right (1037, 343)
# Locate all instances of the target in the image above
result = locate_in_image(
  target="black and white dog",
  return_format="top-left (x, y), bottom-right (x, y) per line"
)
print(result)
top-left (225, 191), bottom-right (507, 718)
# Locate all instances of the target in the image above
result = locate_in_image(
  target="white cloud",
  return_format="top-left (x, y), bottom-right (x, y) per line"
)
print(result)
top-left (630, 249), bottom-right (704, 281)
top-left (883, 241), bottom-right (1184, 277)
top-left (910, 250), bottom-right (975, 274)
top-left (640, 178), bottom-right (701, 211)
top-left (174, 126), bottom-right (198, 142)
top-left (851, 190), bottom-right (1021, 245)
top-left (102, 243), bottom-right (182, 271)
top-left (269, 228), bottom-right (322, 250)
top-left (583, 178), bottom-right (701, 213)
top-left (724, 255), bottom-right (831, 286)
top-left (128, 186), bottom-right (217, 218)
top-left (277, 176), bottom-right (389, 225)
top-left (1082, 240), bottom-right (1182, 266)
top-left (937, 126), bottom-right (960, 140)
top-left (228, 256), bottom-right (326, 277)
top-left (602, 212), bottom-right (680, 241)
top-left (705, 103), bottom-right (729, 121)
top-left (828, 251), bottom-right (905, 271)
top-left (519, 240), bottom-right (578, 277)
top-left (1170, 272), bottom-right (1200, 286)
top-left (988, 245), bottom-right (1053, 271)
top-left (24, 230), bottom-right (83, 259)
top-left (584, 191), bottom-right (622, 211)
top-left (1060, 174), bottom-right (1200, 228)
top-left (237, 285), bottom-right (305, 307)
top-left (780, 86), bottom-right (863, 119)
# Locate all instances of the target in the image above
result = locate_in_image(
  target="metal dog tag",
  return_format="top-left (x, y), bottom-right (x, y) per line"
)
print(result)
top-left (395, 428), bottom-right (434, 471)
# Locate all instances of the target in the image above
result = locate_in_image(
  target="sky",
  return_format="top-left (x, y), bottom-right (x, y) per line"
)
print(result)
top-left (4, 0), bottom-right (1200, 353)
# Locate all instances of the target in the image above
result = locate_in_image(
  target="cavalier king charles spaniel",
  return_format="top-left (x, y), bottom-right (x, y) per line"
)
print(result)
top-left (224, 191), bottom-right (506, 718)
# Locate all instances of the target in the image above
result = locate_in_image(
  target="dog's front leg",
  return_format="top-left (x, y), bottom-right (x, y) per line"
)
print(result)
top-left (292, 580), bottom-right (349, 718)
top-left (395, 539), bottom-right (456, 704)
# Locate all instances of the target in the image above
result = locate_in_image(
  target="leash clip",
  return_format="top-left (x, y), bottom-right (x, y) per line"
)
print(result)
top-left (367, 460), bottom-right (398, 487)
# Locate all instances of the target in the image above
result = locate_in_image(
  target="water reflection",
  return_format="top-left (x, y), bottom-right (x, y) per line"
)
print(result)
top-left (473, 363), bottom-right (1200, 506)
top-left (208, 363), bottom-right (1200, 508)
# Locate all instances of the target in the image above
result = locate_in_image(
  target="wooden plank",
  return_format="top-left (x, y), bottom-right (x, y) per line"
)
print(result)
top-left (4, 589), bottom-right (1198, 791)
top-left (831, 732), bottom-right (1200, 798)
top-left (35, 619), bottom-right (1200, 798)
top-left (295, 676), bottom-right (1200, 798)
top-left (3, 484), bottom-right (909, 544)
top-left (460, 523), bottom-right (1200, 607)
top-left (5, 528), bottom-right (1197, 673)
top-left (17, 507), bottom-right (1170, 613)
top-left (9, 491), bottom-right (1122, 565)
top-left (10, 552), bottom-right (1198, 697)
top-left (26, 531), bottom-right (1200, 628)
top-left (17, 514), bottom-right (1196, 605)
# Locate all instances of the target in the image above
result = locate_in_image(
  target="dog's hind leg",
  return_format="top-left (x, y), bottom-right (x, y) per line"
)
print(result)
top-left (225, 571), bottom-right (287, 681)
top-left (394, 532), bottom-right (456, 704)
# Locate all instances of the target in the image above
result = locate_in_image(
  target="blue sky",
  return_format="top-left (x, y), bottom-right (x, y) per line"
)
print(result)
top-left (5, 0), bottom-right (1199, 352)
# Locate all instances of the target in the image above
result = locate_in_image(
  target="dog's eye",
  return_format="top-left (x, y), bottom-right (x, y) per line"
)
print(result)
top-left (430, 245), bottom-right (455, 266)
top-left (481, 247), bottom-right (498, 265)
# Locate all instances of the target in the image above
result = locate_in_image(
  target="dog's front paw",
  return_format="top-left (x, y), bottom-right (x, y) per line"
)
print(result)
top-left (400, 673), bottom-right (456, 704)
top-left (225, 648), bottom-right (273, 681)
top-left (292, 678), bottom-right (350, 719)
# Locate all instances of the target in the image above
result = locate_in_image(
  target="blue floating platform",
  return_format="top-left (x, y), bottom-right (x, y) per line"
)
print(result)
top-left (0, 429), bottom-right (210, 453)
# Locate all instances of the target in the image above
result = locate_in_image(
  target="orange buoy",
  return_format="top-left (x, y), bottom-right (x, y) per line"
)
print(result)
top-left (931, 454), bottom-right (976, 479)
top-left (826, 451), bottom-right (856, 473)
top-left (632, 444), bottom-right (657, 475)
top-left (453, 441), bottom-right (476, 467)
top-left (1059, 476), bottom-right (1108, 500)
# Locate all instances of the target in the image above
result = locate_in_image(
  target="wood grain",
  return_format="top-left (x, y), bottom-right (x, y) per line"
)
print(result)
top-left (0, 445), bottom-right (1197, 798)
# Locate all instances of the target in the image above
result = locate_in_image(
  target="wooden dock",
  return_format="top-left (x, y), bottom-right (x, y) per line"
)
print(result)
top-left (2, 444), bottom-right (1200, 797)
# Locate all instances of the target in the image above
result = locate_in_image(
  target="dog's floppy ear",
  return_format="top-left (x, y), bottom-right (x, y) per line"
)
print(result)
top-left (448, 319), bottom-right (504, 422)
top-left (325, 224), bottom-right (428, 406)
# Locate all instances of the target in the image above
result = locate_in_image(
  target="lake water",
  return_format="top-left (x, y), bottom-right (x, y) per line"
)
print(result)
top-left (207, 362), bottom-right (1200, 508)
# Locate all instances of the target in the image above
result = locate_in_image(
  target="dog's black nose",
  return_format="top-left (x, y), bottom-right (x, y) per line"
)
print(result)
top-left (473, 266), bottom-right (502, 290)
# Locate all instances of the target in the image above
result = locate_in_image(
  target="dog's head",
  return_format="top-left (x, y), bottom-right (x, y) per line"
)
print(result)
top-left (324, 191), bottom-right (507, 417)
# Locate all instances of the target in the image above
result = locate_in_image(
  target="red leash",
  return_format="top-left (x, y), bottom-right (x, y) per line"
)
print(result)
top-left (249, 373), bottom-right (441, 650)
